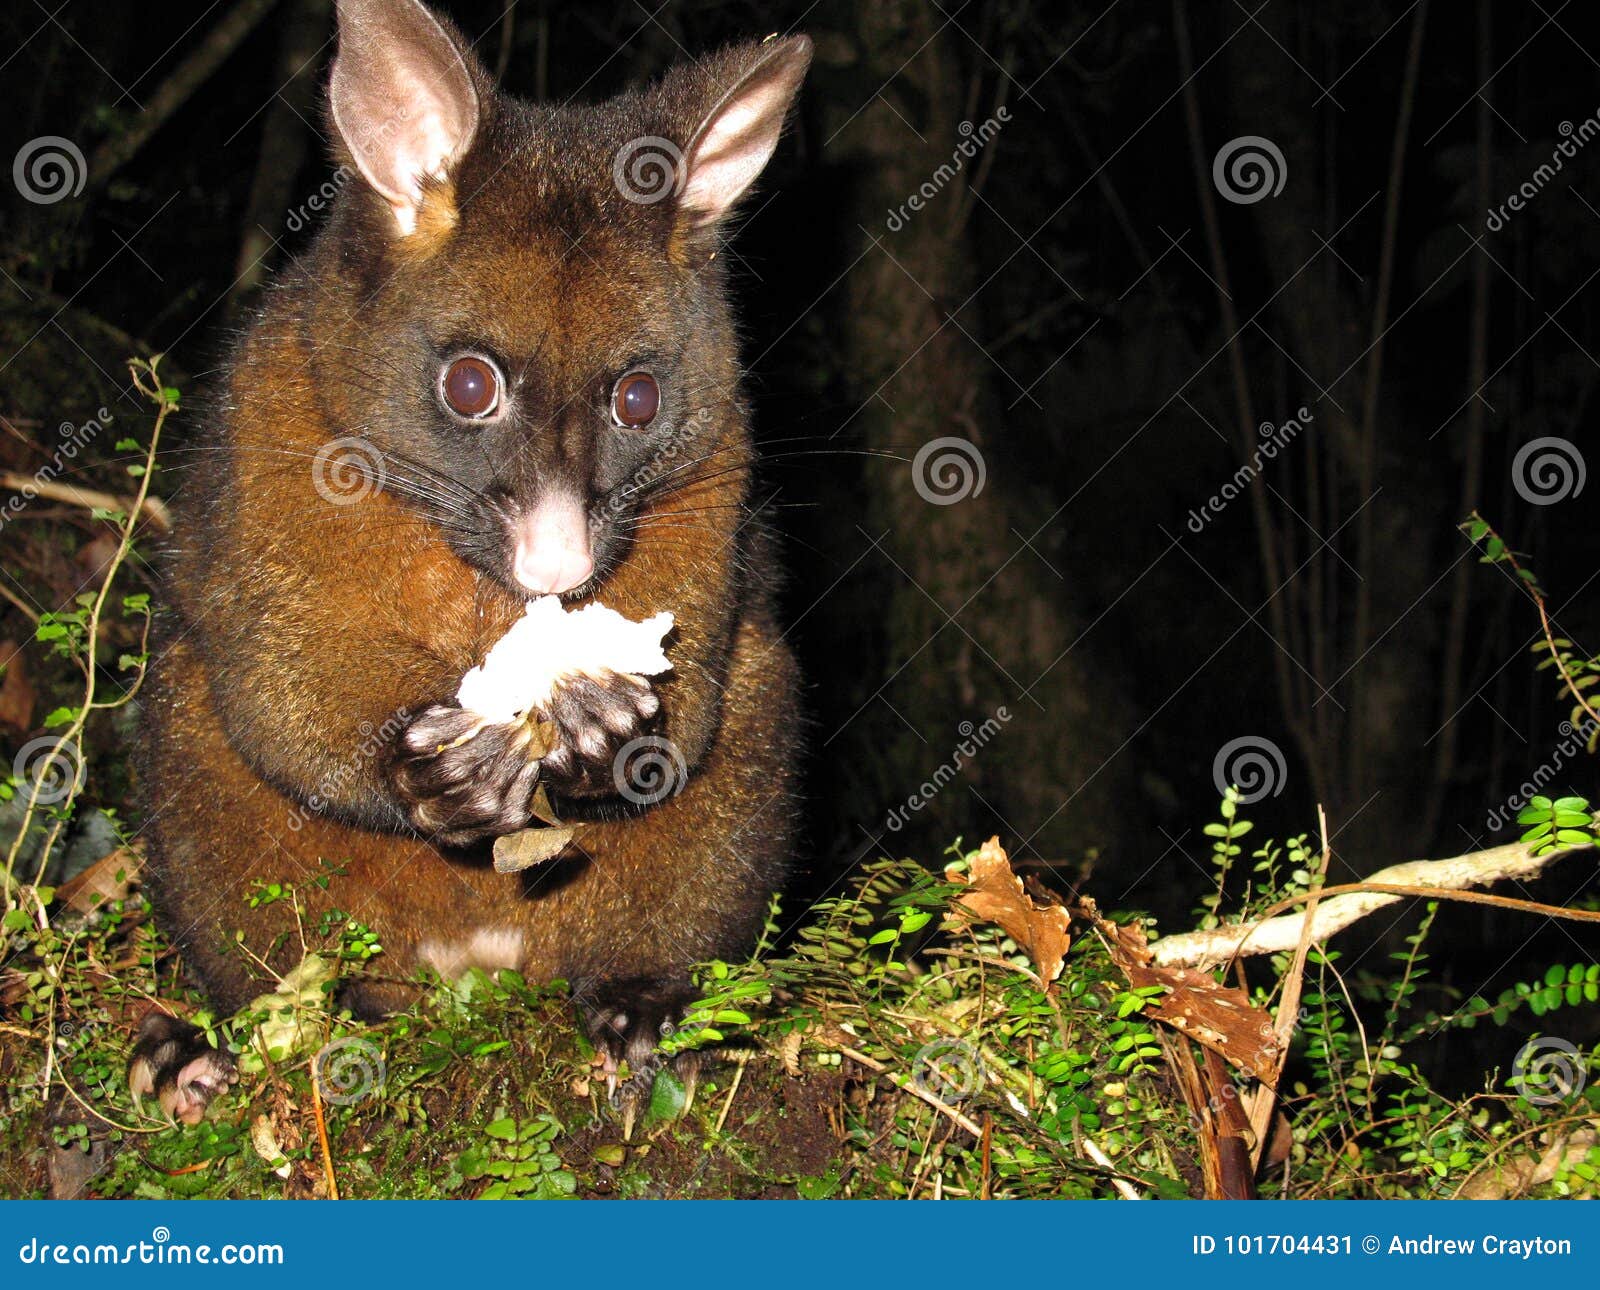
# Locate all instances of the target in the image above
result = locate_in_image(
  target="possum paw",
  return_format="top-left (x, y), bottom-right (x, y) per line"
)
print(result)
top-left (577, 977), bottom-right (691, 1083)
top-left (128, 1012), bottom-right (238, 1126)
top-left (388, 704), bottom-right (543, 846)
top-left (539, 672), bottom-right (663, 800)
top-left (578, 979), bottom-right (699, 1139)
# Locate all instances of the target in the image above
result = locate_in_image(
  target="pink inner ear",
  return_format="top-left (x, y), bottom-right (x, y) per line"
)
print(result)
top-left (681, 84), bottom-right (792, 220)
top-left (679, 46), bottom-right (809, 225)
top-left (329, 0), bottom-right (480, 232)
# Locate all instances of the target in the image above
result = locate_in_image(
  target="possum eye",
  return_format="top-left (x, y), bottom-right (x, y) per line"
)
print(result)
top-left (612, 371), bottom-right (660, 429)
top-left (440, 355), bottom-right (501, 420)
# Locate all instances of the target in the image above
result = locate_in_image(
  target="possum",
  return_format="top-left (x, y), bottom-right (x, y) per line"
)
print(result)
top-left (132, 0), bottom-right (808, 1119)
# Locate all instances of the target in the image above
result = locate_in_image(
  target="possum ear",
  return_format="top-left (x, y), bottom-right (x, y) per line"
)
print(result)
top-left (677, 35), bottom-right (811, 228)
top-left (330, 0), bottom-right (481, 235)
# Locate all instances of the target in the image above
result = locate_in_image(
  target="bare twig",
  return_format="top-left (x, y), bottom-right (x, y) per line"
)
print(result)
top-left (1079, 1135), bottom-right (1143, 1200)
top-left (1467, 513), bottom-right (1600, 730)
top-left (1150, 838), bottom-right (1597, 968)
top-left (0, 581), bottom-right (40, 623)
top-left (1244, 805), bottom-right (1331, 1170)
top-left (3, 358), bottom-right (172, 916)
top-left (308, 1052), bottom-right (340, 1201)
top-left (88, 0), bottom-right (283, 189)
top-left (818, 1036), bottom-right (982, 1136)
top-left (0, 471), bottom-right (171, 531)
top-left (713, 1052), bottom-right (747, 1135)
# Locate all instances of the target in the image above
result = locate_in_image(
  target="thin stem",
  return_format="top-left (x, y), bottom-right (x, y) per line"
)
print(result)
top-left (3, 357), bottom-right (173, 917)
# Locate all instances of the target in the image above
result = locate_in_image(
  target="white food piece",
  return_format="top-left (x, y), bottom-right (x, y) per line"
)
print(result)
top-left (456, 595), bottom-right (674, 723)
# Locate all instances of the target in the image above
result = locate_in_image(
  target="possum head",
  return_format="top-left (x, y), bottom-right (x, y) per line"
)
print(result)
top-left (301, 0), bottom-right (810, 599)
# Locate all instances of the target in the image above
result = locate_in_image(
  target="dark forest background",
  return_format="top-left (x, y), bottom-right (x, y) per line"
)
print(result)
top-left (2, 0), bottom-right (1598, 976)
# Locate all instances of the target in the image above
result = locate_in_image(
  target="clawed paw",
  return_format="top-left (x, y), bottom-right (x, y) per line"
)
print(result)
top-left (577, 977), bottom-right (698, 1138)
top-left (128, 1012), bottom-right (239, 1126)
top-left (539, 672), bottom-right (664, 800)
top-left (388, 704), bottom-right (543, 846)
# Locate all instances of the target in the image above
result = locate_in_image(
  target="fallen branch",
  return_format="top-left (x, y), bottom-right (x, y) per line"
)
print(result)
top-left (1150, 839), bottom-right (1596, 969)
top-left (0, 471), bottom-right (171, 531)
top-left (87, 0), bottom-right (282, 190)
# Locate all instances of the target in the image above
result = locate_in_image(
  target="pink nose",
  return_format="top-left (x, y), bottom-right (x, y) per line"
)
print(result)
top-left (512, 497), bottom-right (594, 595)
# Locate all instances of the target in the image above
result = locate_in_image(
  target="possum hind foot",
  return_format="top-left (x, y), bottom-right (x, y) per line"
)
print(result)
top-left (578, 977), bottom-right (701, 1138)
top-left (128, 1012), bottom-right (238, 1125)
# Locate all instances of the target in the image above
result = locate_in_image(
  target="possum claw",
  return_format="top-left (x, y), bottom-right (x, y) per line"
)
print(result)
top-left (128, 1012), bottom-right (238, 1126)
top-left (540, 672), bottom-right (663, 800)
top-left (388, 703), bottom-right (543, 846)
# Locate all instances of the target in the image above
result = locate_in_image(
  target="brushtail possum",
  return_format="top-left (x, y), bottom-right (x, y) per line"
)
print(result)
top-left (134, 0), bottom-right (809, 1121)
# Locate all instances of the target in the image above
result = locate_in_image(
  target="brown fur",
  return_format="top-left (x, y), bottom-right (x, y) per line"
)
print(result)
top-left (138, 7), bottom-right (808, 1066)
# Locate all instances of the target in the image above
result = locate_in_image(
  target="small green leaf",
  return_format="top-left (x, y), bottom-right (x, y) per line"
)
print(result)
top-left (646, 1067), bottom-right (687, 1125)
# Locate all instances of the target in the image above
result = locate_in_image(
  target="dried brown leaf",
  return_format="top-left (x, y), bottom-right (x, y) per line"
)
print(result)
top-left (57, 846), bottom-right (143, 915)
top-left (493, 824), bottom-right (576, 873)
top-left (0, 642), bottom-right (34, 731)
top-left (1079, 896), bottom-right (1280, 1083)
top-left (944, 836), bottom-right (1071, 983)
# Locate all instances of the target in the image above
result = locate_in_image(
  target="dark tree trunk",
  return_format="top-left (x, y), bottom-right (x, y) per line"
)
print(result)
top-left (823, 1), bottom-right (1129, 871)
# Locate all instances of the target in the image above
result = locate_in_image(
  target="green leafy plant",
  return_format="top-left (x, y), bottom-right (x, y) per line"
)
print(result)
top-left (454, 1114), bottom-right (576, 1199)
top-left (1515, 795), bottom-right (1600, 857)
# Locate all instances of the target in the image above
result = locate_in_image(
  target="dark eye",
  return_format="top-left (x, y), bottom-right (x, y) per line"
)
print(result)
top-left (612, 371), bottom-right (660, 428)
top-left (441, 355), bottom-right (500, 419)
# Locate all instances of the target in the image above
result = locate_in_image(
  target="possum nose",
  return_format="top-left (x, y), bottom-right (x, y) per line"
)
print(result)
top-left (512, 497), bottom-right (594, 595)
